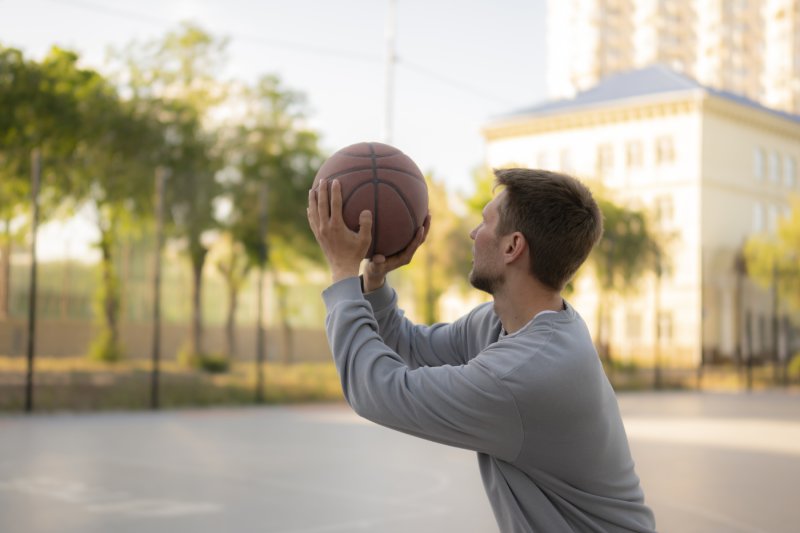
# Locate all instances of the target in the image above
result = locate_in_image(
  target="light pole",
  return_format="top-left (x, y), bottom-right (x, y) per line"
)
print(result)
top-left (150, 167), bottom-right (167, 410)
top-left (25, 148), bottom-right (41, 413)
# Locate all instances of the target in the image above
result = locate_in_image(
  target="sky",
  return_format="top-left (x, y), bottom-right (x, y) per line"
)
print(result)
top-left (1, 0), bottom-right (549, 260)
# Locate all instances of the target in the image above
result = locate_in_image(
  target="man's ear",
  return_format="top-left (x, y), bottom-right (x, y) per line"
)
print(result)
top-left (503, 232), bottom-right (527, 265)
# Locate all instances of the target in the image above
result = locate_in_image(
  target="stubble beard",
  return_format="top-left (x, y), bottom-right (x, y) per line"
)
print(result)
top-left (469, 267), bottom-right (504, 295)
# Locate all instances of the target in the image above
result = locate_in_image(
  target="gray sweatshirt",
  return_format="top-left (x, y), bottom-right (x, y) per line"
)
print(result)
top-left (322, 277), bottom-right (656, 533)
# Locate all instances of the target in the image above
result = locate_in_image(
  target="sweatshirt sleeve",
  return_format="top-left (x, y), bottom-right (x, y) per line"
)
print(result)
top-left (324, 277), bottom-right (523, 462)
top-left (363, 278), bottom-right (475, 368)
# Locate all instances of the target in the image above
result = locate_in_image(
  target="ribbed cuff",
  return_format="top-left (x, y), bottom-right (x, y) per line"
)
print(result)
top-left (322, 276), bottom-right (364, 311)
top-left (363, 278), bottom-right (395, 312)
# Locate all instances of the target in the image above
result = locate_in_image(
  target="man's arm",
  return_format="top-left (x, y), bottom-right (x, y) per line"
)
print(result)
top-left (308, 179), bottom-right (482, 368)
top-left (324, 277), bottom-right (523, 461)
top-left (363, 279), bottom-right (492, 368)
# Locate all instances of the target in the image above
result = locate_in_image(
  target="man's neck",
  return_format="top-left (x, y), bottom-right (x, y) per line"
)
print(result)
top-left (492, 281), bottom-right (563, 335)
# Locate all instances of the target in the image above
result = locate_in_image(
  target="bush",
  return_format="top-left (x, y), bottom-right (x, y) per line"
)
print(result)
top-left (196, 354), bottom-right (230, 374)
top-left (788, 353), bottom-right (800, 382)
top-left (177, 344), bottom-right (230, 374)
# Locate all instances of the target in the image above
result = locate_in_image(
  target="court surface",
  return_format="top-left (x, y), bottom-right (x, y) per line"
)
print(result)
top-left (1, 390), bottom-right (799, 532)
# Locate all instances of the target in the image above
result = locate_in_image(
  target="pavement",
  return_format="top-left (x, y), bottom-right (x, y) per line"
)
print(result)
top-left (0, 390), bottom-right (799, 532)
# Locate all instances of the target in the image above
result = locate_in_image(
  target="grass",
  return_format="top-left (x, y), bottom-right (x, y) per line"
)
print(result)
top-left (2, 356), bottom-right (797, 413)
top-left (0, 356), bottom-right (344, 412)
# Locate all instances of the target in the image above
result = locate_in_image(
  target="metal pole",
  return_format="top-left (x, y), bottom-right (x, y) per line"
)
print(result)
top-left (653, 249), bottom-right (662, 390)
top-left (382, 0), bottom-right (397, 144)
top-left (255, 182), bottom-right (268, 403)
top-left (150, 167), bottom-right (166, 410)
top-left (746, 311), bottom-right (753, 392)
top-left (772, 261), bottom-right (779, 384)
top-left (25, 148), bottom-right (41, 414)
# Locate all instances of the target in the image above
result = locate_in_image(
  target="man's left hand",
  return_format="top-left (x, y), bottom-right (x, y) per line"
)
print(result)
top-left (307, 179), bottom-right (373, 283)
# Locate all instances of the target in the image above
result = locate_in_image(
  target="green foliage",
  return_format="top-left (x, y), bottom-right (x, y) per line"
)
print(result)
top-left (2, 24), bottom-right (329, 361)
top-left (592, 197), bottom-right (658, 293)
top-left (196, 353), bottom-right (231, 374)
top-left (88, 329), bottom-right (124, 363)
top-left (176, 343), bottom-right (230, 374)
top-left (789, 353), bottom-right (800, 381)
top-left (465, 164), bottom-right (496, 217)
top-left (225, 74), bottom-right (325, 270)
top-left (401, 173), bottom-right (474, 323)
top-left (744, 197), bottom-right (800, 312)
top-left (589, 196), bottom-right (658, 360)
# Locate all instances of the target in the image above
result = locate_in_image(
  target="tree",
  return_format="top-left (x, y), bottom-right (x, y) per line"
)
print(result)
top-left (590, 197), bottom-right (658, 362)
top-left (74, 80), bottom-right (162, 361)
top-left (222, 74), bottom-right (325, 363)
top-left (111, 23), bottom-right (229, 364)
top-left (0, 46), bottom-right (86, 319)
top-left (210, 232), bottom-right (251, 360)
top-left (401, 173), bottom-right (473, 323)
top-left (744, 199), bottom-right (800, 314)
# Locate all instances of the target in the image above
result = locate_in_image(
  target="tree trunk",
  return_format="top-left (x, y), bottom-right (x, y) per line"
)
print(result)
top-left (99, 228), bottom-right (121, 355)
top-left (0, 216), bottom-right (10, 321)
top-left (275, 280), bottom-right (293, 364)
top-left (190, 256), bottom-right (204, 358)
top-left (225, 287), bottom-right (238, 359)
top-left (595, 292), bottom-right (611, 363)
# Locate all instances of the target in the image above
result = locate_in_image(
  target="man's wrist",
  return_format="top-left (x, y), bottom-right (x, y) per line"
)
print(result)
top-left (362, 274), bottom-right (385, 293)
top-left (331, 265), bottom-right (360, 284)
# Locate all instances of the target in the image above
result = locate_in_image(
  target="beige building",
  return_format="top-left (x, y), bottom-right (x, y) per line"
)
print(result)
top-left (483, 66), bottom-right (800, 367)
top-left (548, 0), bottom-right (800, 114)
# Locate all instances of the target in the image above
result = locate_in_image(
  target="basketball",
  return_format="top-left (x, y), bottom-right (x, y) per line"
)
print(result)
top-left (313, 141), bottom-right (428, 258)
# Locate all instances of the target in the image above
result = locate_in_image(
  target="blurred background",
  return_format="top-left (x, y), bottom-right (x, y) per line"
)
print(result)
top-left (0, 0), bottom-right (799, 412)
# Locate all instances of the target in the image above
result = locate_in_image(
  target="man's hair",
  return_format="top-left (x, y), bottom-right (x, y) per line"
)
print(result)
top-left (494, 168), bottom-right (603, 291)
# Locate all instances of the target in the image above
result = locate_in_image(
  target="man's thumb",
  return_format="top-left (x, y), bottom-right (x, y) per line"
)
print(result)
top-left (358, 210), bottom-right (373, 238)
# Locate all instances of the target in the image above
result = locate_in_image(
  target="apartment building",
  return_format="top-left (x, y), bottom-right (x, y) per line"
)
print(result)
top-left (547, 0), bottom-right (800, 114)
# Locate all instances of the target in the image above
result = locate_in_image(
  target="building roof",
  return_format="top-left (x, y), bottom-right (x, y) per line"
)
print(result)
top-left (499, 65), bottom-right (800, 125)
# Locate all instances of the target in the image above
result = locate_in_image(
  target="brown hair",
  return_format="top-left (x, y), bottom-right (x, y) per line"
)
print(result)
top-left (494, 168), bottom-right (603, 291)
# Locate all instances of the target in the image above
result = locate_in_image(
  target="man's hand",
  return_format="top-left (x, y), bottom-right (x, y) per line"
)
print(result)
top-left (362, 213), bottom-right (431, 292)
top-left (307, 179), bottom-right (373, 283)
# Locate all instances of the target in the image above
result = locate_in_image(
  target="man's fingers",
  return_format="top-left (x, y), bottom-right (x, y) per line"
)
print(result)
top-left (317, 179), bottom-right (330, 222)
top-left (358, 210), bottom-right (373, 245)
top-left (307, 190), bottom-right (320, 236)
top-left (420, 213), bottom-right (431, 244)
top-left (330, 180), bottom-right (346, 226)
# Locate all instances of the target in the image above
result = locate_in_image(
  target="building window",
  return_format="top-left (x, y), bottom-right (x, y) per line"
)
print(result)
top-left (753, 202), bottom-right (765, 232)
top-left (655, 136), bottom-right (675, 164)
top-left (769, 152), bottom-right (781, 183)
top-left (754, 147), bottom-right (765, 180)
top-left (596, 144), bottom-right (614, 176)
top-left (655, 195), bottom-right (674, 227)
top-left (559, 149), bottom-right (573, 173)
top-left (657, 312), bottom-right (673, 342)
top-left (626, 140), bottom-right (643, 168)
top-left (768, 204), bottom-right (779, 232)
top-left (784, 156), bottom-right (796, 188)
top-left (626, 312), bottom-right (642, 340)
top-left (536, 151), bottom-right (549, 170)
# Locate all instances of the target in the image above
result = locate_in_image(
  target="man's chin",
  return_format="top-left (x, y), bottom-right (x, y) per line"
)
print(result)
top-left (469, 272), bottom-right (495, 295)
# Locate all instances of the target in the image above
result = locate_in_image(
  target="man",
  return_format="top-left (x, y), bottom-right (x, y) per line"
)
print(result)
top-left (307, 168), bottom-right (656, 532)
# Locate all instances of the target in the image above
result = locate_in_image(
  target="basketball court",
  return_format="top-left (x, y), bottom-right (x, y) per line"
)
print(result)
top-left (1, 391), bottom-right (799, 532)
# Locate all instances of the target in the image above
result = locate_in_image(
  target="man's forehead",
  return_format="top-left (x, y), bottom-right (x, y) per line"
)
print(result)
top-left (485, 189), bottom-right (506, 215)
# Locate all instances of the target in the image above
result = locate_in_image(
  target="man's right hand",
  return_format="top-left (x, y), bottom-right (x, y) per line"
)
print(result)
top-left (362, 214), bottom-right (431, 292)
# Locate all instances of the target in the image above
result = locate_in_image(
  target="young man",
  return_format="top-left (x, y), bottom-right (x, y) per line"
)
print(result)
top-left (307, 168), bottom-right (656, 532)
